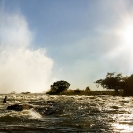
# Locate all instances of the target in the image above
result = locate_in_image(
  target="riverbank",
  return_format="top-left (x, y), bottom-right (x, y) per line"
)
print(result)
top-left (59, 89), bottom-right (123, 96)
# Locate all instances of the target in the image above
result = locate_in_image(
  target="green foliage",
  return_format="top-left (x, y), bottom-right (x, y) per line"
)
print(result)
top-left (47, 80), bottom-right (70, 94)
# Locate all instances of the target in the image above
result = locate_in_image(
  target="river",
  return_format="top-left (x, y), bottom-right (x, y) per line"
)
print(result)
top-left (0, 94), bottom-right (133, 132)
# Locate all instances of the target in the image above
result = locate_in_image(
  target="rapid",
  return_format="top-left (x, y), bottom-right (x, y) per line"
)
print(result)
top-left (0, 94), bottom-right (133, 132)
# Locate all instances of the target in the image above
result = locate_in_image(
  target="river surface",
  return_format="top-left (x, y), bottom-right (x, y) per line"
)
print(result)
top-left (0, 94), bottom-right (133, 133)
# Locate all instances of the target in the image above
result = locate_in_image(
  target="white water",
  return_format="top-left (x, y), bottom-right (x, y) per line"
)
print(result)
top-left (0, 94), bottom-right (133, 132)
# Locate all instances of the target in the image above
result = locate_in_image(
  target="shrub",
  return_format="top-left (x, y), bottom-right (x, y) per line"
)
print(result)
top-left (74, 89), bottom-right (81, 93)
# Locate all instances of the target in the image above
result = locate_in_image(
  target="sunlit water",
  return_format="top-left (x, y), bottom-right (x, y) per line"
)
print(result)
top-left (0, 94), bottom-right (133, 132)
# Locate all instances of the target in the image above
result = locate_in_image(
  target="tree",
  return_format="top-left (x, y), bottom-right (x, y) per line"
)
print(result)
top-left (95, 72), bottom-right (126, 92)
top-left (124, 74), bottom-right (133, 96)
top-left (95, 72), bottom-right (133, 96)
top-left (47, 80), bottom-right (70, 94)
top-left (85, 86), bottom-right (90, 92)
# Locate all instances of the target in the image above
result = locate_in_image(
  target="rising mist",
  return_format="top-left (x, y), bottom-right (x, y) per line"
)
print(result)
top-left (0, 11), bottom-right (53, 93)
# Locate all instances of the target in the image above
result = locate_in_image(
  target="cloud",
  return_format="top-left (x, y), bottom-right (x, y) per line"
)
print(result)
top-left (0, 11), bottom-right (53, 93)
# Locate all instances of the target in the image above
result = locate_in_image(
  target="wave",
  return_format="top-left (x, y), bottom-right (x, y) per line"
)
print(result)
top-left (0, 109), bottom-right (42, 122)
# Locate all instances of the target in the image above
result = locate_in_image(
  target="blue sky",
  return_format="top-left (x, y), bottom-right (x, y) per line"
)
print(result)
top-left (0, 0), bottom-right (133, 93)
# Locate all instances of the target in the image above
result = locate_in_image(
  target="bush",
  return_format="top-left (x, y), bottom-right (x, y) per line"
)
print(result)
top-left (74, 89), bottom-right (81, 93)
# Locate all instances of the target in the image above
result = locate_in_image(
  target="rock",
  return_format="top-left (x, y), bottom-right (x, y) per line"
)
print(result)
top-left (43, 108), bottom-right (56, 115)
top-left (7, 104), bottom-right (33, 111)
top-left (3, 96), bottom-right (7, 103)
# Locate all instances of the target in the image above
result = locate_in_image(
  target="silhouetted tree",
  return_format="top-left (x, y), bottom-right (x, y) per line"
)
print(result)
top-left (95, 72), bottom-right (126, 92)
top-left (85, 86), bottom-right (90, 91)
top-left (47, 80), bottom-right (70, 94)
top-left (124, 74), bottom-right (133, 96)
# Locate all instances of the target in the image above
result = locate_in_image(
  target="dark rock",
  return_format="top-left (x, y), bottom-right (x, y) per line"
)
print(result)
top-left (7, 104), bottom-right (33, 111)
top-left (43, 107), bottom-right (63, 115)
top-left (3, 96), bottom-right (7, 103)
top-left (43, 108), bottom-right (56, 115)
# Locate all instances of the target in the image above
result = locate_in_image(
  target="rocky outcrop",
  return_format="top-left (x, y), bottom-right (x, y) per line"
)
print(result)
top-left (7, 104), bottom-right (33, 111)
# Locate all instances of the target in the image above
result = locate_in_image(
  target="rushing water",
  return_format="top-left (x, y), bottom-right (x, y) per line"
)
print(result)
top-left (0, 94), bottom-right (133, 132)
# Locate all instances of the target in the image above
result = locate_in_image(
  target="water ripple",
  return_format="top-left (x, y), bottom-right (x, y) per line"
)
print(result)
top-left (0, 94), bottom-right (133, 132)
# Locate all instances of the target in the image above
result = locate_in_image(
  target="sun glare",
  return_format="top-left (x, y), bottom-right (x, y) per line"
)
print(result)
top-left (122, 25), bottom-right (133, 44)
top-left (114, 17), bottom-right (133, 74)
top-left (118, 19), bottom-right (133, 47)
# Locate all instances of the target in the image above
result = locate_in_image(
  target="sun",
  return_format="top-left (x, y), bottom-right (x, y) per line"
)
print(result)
top-left (122, 25), bottom-right (133, 44)
top-left (114, 17), bottom-right (133, 74)
top-left (117, 19), bottom-right (133, 46)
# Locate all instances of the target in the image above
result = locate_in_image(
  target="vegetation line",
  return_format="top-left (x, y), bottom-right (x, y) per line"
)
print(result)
top-left (45, 72), bottom-right (133, 96)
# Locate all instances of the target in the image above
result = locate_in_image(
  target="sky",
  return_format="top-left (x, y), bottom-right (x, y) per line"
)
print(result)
top-left (0, 0), bottom-right (133, 93)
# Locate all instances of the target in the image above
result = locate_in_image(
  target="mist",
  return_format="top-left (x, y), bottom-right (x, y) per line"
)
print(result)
top-left (0, 11), bottom-right (53, 93)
